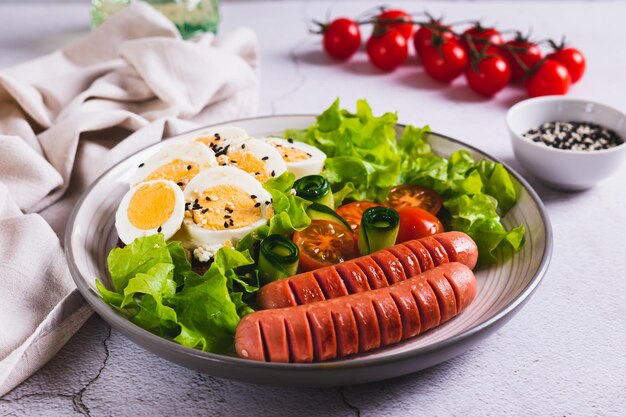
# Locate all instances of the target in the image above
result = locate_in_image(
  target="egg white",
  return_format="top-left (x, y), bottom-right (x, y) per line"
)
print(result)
top-left (131, 141), bottom-right (217, 186)
top-left (179, 166), bottom-right (273, 250)
top-left (224, 138), bottom-right (287, 183)
top-left (116, 180), bottom-right (185, 245)
top-left (260, 136), bottom-right (326, 179)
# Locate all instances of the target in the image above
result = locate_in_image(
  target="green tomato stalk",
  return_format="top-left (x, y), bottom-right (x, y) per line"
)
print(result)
top-left (358, 206), bottom-right (400, 255)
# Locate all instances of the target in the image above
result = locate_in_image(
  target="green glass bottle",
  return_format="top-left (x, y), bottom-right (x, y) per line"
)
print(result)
top-left (91, 0), bottom-right (219, 39)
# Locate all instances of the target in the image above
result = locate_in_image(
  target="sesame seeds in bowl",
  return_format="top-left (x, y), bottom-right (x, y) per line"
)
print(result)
top-left (507, 97), bottom-right (626, 191)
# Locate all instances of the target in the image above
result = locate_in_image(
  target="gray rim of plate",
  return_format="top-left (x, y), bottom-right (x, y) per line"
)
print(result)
top-left (65, 114), bottom-right (554, 372)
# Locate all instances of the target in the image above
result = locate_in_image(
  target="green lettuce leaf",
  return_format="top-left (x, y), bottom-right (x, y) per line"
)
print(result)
top-left (96, 236), bottom-right (257, 353)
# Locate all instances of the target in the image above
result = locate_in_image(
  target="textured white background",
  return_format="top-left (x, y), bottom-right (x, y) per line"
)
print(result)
top-left (1, 1), bottom-right (626, 416)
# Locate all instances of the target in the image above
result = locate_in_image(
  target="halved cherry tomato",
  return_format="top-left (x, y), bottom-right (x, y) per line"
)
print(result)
top-left (293, 220), bottom-right (358, 272)
top-left (336, 201), bottom-right (381, 233)
top-left (384, 185), bottom-right (443, 214)
top-left (396, 207), bottom-right (444, 243)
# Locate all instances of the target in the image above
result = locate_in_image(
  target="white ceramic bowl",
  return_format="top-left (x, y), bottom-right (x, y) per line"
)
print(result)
top-left (507, 97), bottom-right (626, 190)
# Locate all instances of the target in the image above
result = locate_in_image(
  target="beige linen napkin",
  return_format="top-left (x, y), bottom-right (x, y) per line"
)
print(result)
top-left (0, 3), bottom-right (259, 396)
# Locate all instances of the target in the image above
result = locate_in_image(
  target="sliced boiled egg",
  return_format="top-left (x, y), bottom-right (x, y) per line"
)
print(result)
top-left (116, 180), bottom-right (185, 245)
top-left (179, 166), bottom-right (273, 250)
top-left (194, 126), bottom-right (249, 151)
top-left (260, 137), bottom-right (326, 179)
top-left (131, 141), bottom-right (217, 189)
top-left (218, 138), bottom-right (287, 183)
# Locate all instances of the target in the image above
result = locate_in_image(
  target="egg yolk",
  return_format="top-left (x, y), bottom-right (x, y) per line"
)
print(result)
top-left (271, 141), bottom-right (311, 162)
top-left (145, 159), bottom-right (200, 188)
top-left (190, 185), bottom-right (262, 230)
top-left (196, 135), bottom-right (222, 148)
top-left (128, 182), bottom-right (176, 230)
top-left (228, 151), bottom-right (270, 182)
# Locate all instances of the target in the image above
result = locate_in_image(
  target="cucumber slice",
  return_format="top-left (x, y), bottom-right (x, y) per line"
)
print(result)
top-left (306, 202), bottom-right (352, 231)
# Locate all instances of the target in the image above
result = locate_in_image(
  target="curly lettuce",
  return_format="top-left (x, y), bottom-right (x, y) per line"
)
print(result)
top-left (287, 99), bottom-right (525, 265)
top-left (96, 234), bottom-right (255, 353)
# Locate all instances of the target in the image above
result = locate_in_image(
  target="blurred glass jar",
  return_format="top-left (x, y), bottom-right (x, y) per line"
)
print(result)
top-left (91, 0), bottom-right (219, 39)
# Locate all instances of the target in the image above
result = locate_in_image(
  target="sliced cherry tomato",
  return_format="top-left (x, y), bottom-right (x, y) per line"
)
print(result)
top-left (293, 220), bottom-right (358, 272)
top-left (525, 59), bottom-right (571, 97)
top-left (414, 21), bottom-right (457, 57)
top-left (374, 9), bottom-right (414, 40)
top-left (336, 201), bottom-right (381, 233)
top-left (384, 185), bottom-right (443, 214)
top-left (366, 29), bottom-right (408, 71)
top-left (396, 207), bottom-right (444, 243)
top-left (502, 35), bottom-right (542, 79)
top-left (322, 18), bottom-right (362, 60)
top-left (461, 25), bottom-right (504, 53)
top-left (420, 39), bottom-right (468, 82)
top-left (547, 47), bottom-right (585, 83)
top-left (465, 55), bottom-right (511, 96)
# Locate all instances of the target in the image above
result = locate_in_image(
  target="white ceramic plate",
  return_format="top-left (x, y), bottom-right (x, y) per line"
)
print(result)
top-left (65, 115), bottom-right (552, 387)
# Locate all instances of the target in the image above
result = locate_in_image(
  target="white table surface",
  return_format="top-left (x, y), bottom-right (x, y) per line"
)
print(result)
top-left (1, 1), bottom-right (626, 416)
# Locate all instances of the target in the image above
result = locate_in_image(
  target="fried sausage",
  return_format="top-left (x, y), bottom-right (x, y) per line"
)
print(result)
top-left (258, 232), bottom-right (478, 309)
top-left (236, 262), bottom-right (477, 363)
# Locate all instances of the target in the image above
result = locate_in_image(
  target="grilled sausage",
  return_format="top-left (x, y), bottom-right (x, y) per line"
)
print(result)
top-left (258, 231), bottom-right (478, 309)
top-left (236, 262), bottom-right (477, 363)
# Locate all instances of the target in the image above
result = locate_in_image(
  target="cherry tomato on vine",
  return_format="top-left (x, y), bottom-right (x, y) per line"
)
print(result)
top-left (414, 22), bottom-right (457, 57)
top-left (420, 39), bottom-right (468, 82)
top-left (547, 47), bottom-right (586, 83)
top-left (366, 29), bottom-right (409, 71)
top-left (395, 207), bottom-right (444, 243)
top-left (525, 59), bottom-right (571, 97)
top-left (502, 37), bottom-right (542, 79)
top-left (374, 9), bottom-right (414, 40)
top-left (322, 18), bottom-right (362, 60)
top-left (465, 55), bottom-right (511, 96)
top-left (461, 25), bottom-right (504, 53)
top-left (384, 185), bottom-right (443, 214)
top-left (293, 220), bottom-right (357, 271)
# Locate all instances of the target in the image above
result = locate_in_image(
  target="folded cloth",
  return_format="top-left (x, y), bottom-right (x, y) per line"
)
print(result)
top-left (0, 3), bottom-right (259, 396)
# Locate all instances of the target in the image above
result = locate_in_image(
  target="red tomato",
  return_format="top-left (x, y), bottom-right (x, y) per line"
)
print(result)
top-left (461, 25), bottom-right (504, 53)
top-left (525, 59), bottom-right (571, 97)
top-left (502, 38), bottom-right (542, 79)
top-left (547, 47), bottom-right (586, 83)
top-left (384, 185), bottom-right (443, 214)
top-left (293, 220), bottom-right (358, 271)
top-left (322, 18), bottom-right (361, 60)
top-left (465, 55), bottom-right (511, 96)
top-left (336, 201), bottom-right (381, 233)
top-left (374, 9), bottom-right (414, 40)
top-left (420, 39), bottom-right (468, 82)
top-left (366, 29), bottom-right (409, 71)
top-left (414, 22), bottom-right (457, 57)
top-left (396, 207), bottom-right (444, 243)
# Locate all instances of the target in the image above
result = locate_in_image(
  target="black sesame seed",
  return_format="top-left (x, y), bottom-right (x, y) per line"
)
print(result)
top-left (157, 226), bottom-right (162, 232)
top-left (306, 152), bottom-right (312, 157)
top-left (523, 121), bottom-right (623, 151)
top-left (230, 160), bottom-right (237, 164)
top-left (177, 182), bottom-right (184, 187)
top-left (250, 194), bottom-right (257, 199)
top-left (229, 219), bottom-right (234, 226)
top-left (254, 202), bottom-right (261, 208)
top-left (265, 201), bottom-right (270, 205)
top-left (271, 170), bottom-right (275, 177)
top-left (224, 221), bottom-right (229, 228)
top-left (262, 156), bottom-right (269, 161)
top-left (187, 165), bottom-right (192, 170)
top-left (202, 208), bottom-right (209, 214)
top-left (194, 199), bottom-right (199, 204)
top-left (215, 133), bottom-right (221, 139)
top-left (287, 138), bottom-right (294, 143)
top-left (138, 163), bottom-right (145, 168)
top-left (225, 207), bottom-right (234, 213)
top-left (284, 154), bottom-right (289, 158)
top-left (241, 143), bottom-right (246, 149)
top-left (224, 215), bottom-right (231, 219)
top-left (255, 172), bottom-right (261, 176)
top-left (205, 196), bottom-right (211, 201)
